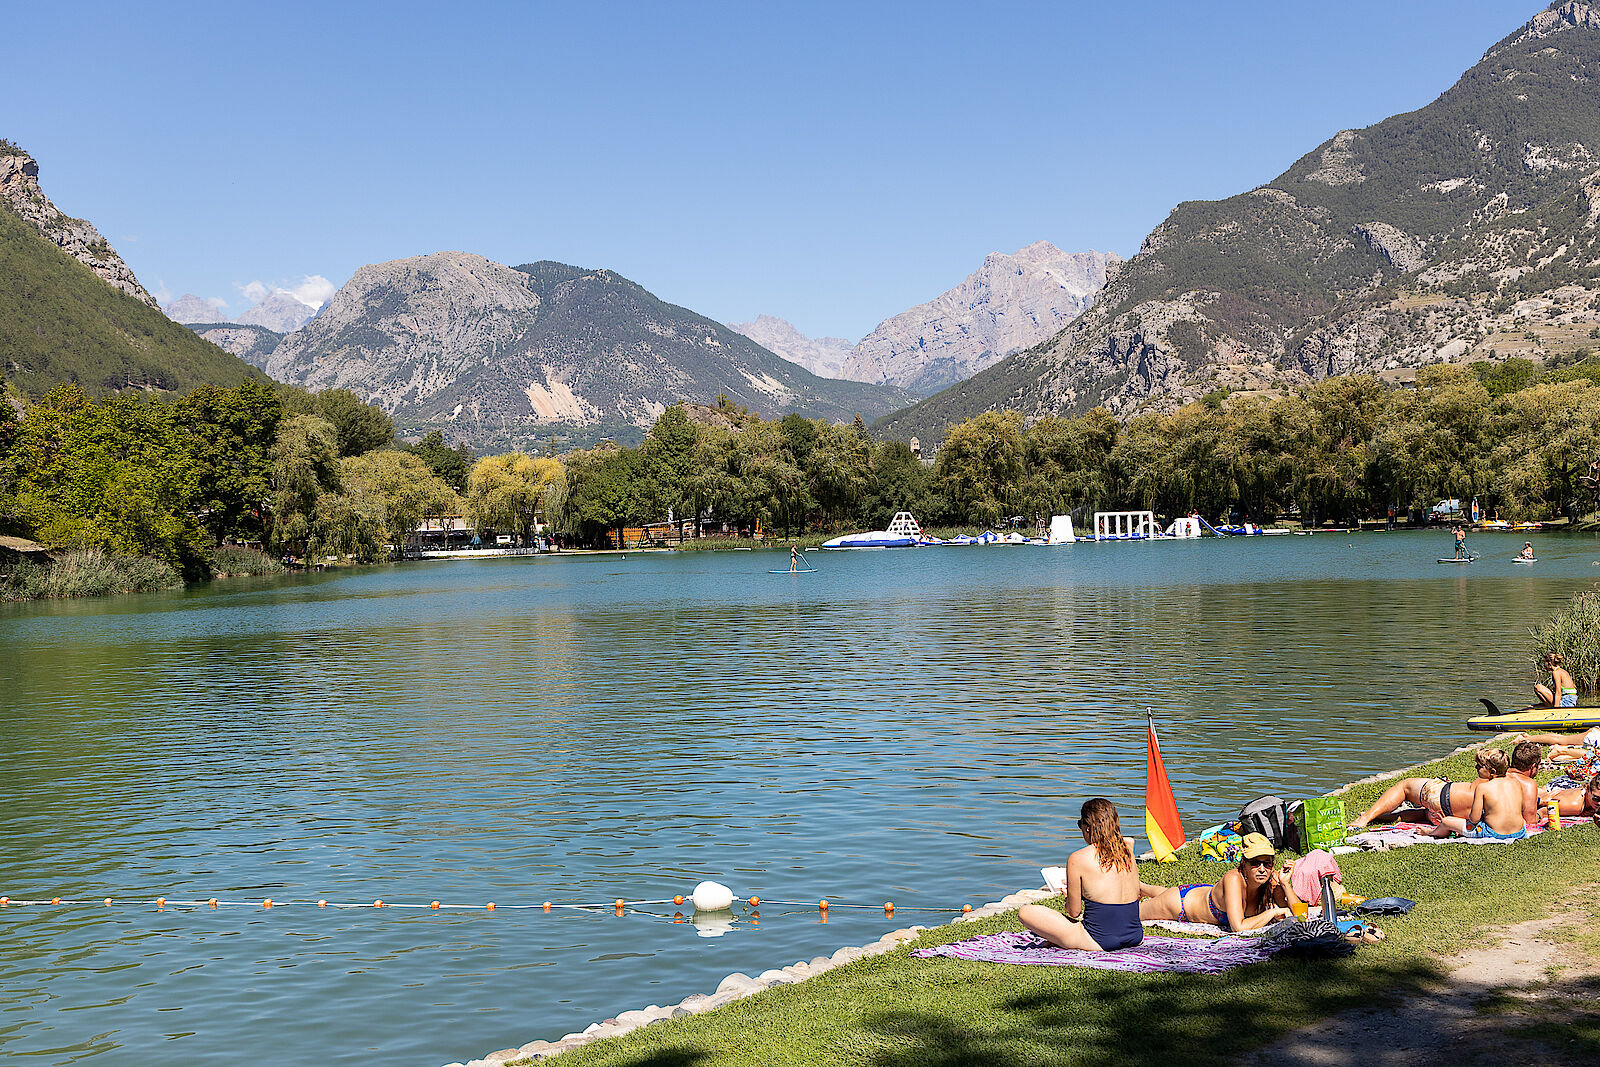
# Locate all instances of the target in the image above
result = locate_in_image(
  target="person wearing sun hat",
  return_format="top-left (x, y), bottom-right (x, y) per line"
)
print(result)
top-left (1139, 831), bottom-right (1305, 932)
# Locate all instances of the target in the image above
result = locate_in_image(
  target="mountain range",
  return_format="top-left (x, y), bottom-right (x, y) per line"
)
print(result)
top-left (880, 1), bottom-right (1600, 442)
top-left (730, 243), bottom-right (1119, 395)
top-left (258, 252), bottom-right (916, 449)
top-left (165, 289), bottom-right (320, 332)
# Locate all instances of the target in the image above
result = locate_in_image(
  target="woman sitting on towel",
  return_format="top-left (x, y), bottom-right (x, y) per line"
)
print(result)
top-left (1019, 798), bottom-right (1144, 951)
top-left (1348, 749), bottom-right (1508, 829)
top-left (1138, 833), bottom-right (1301, 932)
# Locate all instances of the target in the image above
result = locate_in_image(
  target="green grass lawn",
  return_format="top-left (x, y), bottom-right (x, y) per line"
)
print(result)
top-left (515, 742), bottom-right (1599, 1066)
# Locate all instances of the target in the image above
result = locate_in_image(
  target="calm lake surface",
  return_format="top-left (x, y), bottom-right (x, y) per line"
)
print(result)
top-left (2, 530), bottom-right (1595, 1064)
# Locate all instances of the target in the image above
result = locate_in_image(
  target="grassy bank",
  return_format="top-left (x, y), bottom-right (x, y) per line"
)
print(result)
top-left (515, 742), bottom-right (1599, 1067)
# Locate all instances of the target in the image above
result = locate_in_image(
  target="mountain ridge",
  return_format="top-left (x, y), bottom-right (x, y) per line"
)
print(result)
top-left (878, 1), bottom-right (1600, 443)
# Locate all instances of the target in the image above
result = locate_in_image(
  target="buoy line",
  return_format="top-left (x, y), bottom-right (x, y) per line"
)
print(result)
top-left (0, 893), bottom-right (964, 916)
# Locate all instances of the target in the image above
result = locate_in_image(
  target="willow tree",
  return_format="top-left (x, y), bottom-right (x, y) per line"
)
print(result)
top-left (341, 450), bottom-right (463, 551)
top-left (466, 452), bottom-right (564, 542)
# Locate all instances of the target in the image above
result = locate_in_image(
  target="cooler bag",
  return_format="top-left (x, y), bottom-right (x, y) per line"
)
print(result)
top-left (1237, 796), bottom-right (1291, 848)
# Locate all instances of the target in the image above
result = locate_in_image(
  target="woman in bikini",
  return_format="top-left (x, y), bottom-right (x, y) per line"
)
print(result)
top-left (1541, 772), bottom-right (1600, 829)
top-left (1349, 749), bottom-right (1507, 829)
top-left (1019, 798), bottom-right (1144, 951)
top-left (1138, 833), bottom-right (1301, 931)
top-left (1534, 652), bottom-right (1579, 709)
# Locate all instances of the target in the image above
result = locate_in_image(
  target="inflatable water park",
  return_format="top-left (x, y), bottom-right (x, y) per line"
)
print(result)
top-left (820, 510), bottom-right (1277, 550)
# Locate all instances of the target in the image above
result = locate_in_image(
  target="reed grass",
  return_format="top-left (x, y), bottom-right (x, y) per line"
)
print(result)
top-left (209, 545), bottom-right (287, 577)
top-left (0, 549), bottom-right (181, 600)
top-left (1532, 589), bottom-right (1600, 692)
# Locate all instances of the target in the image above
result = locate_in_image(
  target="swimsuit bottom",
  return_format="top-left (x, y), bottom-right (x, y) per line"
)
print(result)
top-left (1419, 778), bottom-right (1450, 823)
top-left (1081, 898), bottom-right (1143, 951)
top-left (1468, 821), bottom-right (1527, 841)
top-left (1176, 884), bottom-right (1231, 930)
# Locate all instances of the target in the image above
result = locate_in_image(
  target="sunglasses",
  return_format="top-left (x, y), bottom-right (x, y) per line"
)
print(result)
top-left (1243, 856), bottom-right (1275, 868)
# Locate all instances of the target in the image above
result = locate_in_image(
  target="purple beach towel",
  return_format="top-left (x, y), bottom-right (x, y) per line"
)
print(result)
top-left (912, 931), bottom-right (1281, 974)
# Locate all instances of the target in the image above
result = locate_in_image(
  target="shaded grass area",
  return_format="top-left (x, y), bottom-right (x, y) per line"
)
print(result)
top-left (519, 742), bottom-right (1600, 1067)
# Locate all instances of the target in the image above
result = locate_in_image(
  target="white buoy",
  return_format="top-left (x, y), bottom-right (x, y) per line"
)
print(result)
top-left (690, 880), bottom-right (735, 912)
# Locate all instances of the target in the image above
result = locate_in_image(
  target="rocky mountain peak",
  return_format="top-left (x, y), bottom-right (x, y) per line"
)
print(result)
top-left (727, 314), bottom-right (854, 379)
top-left (0, 143), bottom-right (158, 308)
top-left (1487, 1), bottom-right (1600, 59)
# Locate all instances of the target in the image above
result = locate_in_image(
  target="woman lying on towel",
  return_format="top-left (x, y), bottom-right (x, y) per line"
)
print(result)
top-left (1138, 833), bottom-right (1302, 932)
top-left (1018, 798), bottom-right (1144, 951)
top-left (1348, 749), bottom-right (1507, 829)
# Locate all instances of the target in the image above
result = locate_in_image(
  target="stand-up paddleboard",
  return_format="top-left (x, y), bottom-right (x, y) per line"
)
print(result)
top-left (1512, 558), bottom-right (1537, 565)
top-left (769, 568), bottom-right (816, 574)
top-left (1436, 556), bottom-right (1478, 563)
top-left (1468, 697), bottom-right (1600, 732)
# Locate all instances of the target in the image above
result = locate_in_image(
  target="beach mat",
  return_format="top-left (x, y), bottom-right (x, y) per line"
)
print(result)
top-left (912, 931), bottom-right (1280, 974)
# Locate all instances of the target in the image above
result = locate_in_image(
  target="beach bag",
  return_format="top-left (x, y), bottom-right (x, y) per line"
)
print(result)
top-left (1238, 796), bottom-right (1291, 848)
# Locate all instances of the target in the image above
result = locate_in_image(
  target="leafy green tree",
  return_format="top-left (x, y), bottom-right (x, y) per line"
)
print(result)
top-left (561, 446), bottom-right (648, 544)
top-left (269, 415), bottom-right (341, 557)
top-left (1020, 410), bottom-right (1119, 518)
top-left (859, 439), bottom-right (929, 527)
top-left (174, 378), bottom-right (282, 544)
top-left (806, 420), bottom-right (869, 527)
top-left (311, 389), bottom-right (395, 457)
top-left (342, 450), bottom-right (463, 551)
top-left (406, 430), bottom-right (475, 490)
top-left (641, 406), bottom-right (699, 523)
top-left (467, 452), bottom-right (564, 542)
top-left (933, 410), bottom-right (1024, 525)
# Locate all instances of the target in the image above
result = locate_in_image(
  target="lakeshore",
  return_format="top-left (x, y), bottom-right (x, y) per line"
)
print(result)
top-left (461, 739), bottom-right (1600, 1067)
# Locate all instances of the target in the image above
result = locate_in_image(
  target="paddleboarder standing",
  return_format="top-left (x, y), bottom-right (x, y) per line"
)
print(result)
top-left (1454, 524), bottom-right (1468, 559)
top-left (790, 545), bottom-right (800, 574)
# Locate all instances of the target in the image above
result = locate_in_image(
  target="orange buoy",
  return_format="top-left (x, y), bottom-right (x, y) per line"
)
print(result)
top-left (884, 902), bottom-right (895, 914)
top-left (208, 898), bottom-right (219, 908)
top-left (542, 901), bottom-right (552, 912)
top-left (486, 902), bottom-right (495, 911)
top-left (430, 901), bottom-right (441, 910)
top-left (0, 897), bottom-right (8, 906)
top-left (105, 898), bottom-right (114, 906)
top-left (748, 896), bottom-right (761, 907)
top-left (156, 897), bottom-right (166, 907)
top-left (317, 900), bottom-right (327, 907)
top-left (263, 899), bottom-right (273, 908)
top-left (674, 895), bottom-right (684, 906)
top-left (962, 904), bottom-right (973, 913)
top-left (373, 900), bottom-right (384, 908)
top-left (819, 899), bottom-right (829, 910)
top-left (51, 897), bottom-right (60, 905)
top-left (615, 898), bottom-right (626, 909)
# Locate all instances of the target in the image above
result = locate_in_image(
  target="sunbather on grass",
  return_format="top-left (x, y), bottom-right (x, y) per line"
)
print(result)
top-left (1540, 772), bottom-right (1600, 828)
top-left (1433, 755), bottom-right (1534, 839)
top-left (1349, 749), bottom-right (1507, 829)
top-left (1138, 833), bottom-right (1301, 932)
top-left (1019, 798), bottom-right (1144, 951)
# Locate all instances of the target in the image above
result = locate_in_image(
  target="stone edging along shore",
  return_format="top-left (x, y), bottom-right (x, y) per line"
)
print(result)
top-left (447, 737), bottom-right (1514, 1067)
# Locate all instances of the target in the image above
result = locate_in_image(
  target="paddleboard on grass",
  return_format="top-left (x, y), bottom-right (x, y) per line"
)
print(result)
top-left (1467, 708), bottom-right (1600, 732)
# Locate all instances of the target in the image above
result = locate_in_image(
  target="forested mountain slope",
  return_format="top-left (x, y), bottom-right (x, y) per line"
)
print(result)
top-left (880, 1), bottom-right (1600, 442)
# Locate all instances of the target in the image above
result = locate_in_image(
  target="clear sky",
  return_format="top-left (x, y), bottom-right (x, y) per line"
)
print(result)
top-left (7, 1), bottom-right (1543, 340)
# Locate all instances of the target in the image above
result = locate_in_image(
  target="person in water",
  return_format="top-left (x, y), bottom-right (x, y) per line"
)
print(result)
top-left (1533, 652), bottom-right (1579, 708)
top-left (1541, 772), bottom-right (1600, 828)
top-left (1520, 541), bottom-right (1535, 560)
top-left (1137, 833), bottom-right (1301, 932)
top-left (1018, 798), bottom-right (1144, 951)
top-left (1350, 749), bottom-right (1508, 829)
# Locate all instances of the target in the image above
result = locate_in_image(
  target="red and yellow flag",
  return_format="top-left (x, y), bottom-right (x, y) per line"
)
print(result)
top-left (1145, 719), bottom-right (1185, 862)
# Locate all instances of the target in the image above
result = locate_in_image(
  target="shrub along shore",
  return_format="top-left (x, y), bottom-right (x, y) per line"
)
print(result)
top-left (459, 739), bottom-right (1599, 1067)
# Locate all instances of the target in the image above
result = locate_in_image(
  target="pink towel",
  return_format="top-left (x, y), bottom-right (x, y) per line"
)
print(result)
top-left (1291, 849), bottom-right (1342, 903)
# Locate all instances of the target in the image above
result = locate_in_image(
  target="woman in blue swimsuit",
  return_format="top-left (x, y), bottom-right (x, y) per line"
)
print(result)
top-left (1019, 798), bottom-right (1144, 951)
top-left (1138, 833), bottom-right (1300, 931)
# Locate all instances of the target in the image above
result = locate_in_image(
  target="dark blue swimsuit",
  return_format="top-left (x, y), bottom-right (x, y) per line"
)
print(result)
top-left (1081, 898), bottom-right (1144, 950)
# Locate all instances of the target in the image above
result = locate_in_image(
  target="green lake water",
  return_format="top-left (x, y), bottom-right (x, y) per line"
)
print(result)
top-left (1, 530), bottom-right (1594, 1064)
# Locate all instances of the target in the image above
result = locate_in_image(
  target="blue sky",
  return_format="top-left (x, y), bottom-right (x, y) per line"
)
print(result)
top-left (8, 1), bottom-right (1541, 340)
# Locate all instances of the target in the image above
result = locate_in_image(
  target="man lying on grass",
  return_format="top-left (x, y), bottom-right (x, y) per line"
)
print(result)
top-left (1541, 771), bottom-right (1600, 827)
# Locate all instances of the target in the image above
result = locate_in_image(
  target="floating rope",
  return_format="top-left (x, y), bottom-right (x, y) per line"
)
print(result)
top-left (0, 894), bottom-right (969, 916)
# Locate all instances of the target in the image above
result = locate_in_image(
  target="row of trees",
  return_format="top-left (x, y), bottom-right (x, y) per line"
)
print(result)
top-left (0, 376), bottom-right (570, 572)
top-left (7, 359), bottom-right (1599, 571)
top-left (546, 364), bottom-right (1600, 543)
